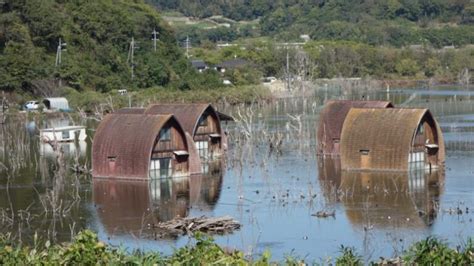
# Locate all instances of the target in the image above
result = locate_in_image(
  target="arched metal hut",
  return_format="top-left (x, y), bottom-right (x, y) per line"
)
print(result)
top-left (114, 107), bottom-right (146, 114)
top-left (317, 100), bottom-right (393, 156)
top-left (92, 114), bottom-right (200, 180)
top-left (144, 104), bottom-right (226, 159)
top-left (340, 108), bottom-right (445, 171)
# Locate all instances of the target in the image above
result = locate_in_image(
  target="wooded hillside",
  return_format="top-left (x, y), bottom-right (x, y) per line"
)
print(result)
top-left (0, 0), bottom-right (210, 95)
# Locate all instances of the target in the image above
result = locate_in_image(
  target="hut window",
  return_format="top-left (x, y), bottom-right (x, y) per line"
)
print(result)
top-left (196, 141), bottom-right (209, 158)
top-left (150, 157), bottom-right (172, 178)
top-left (417, 123), bottom-right (424, 135)
top-left (108, 156), bottom-right (116, 170)
top-left (333, 138), bottom-right (340, 143)
top-left (198, 115), bottom-right (208, 127)
top-left (159, 127), bottom-right (171, 141)
top-left (359, 149), bottom-right (370, 155)
top-left (62, 130), bottom-right (70, 139)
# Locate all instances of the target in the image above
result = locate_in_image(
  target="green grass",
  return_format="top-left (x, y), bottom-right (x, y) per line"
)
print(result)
top-left (63, 85), bottom-right (272, 112)
top-left (0, 230), bottom-right (472, 265)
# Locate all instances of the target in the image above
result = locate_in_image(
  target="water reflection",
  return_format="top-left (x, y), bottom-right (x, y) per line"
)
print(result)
top-left (318, 157), bottom-right (444, 228)
top-left (93, 160), bottom-right (224, 237)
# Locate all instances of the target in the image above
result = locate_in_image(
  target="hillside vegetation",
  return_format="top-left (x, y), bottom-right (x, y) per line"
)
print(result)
top-left (149, 0), bottom-right (474, 47)
top-left (0, 0), bottom-right (223, 95)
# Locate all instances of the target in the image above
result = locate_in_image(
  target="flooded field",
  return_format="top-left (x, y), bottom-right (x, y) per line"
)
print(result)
top-left (0, 87), bottom-right (473, 262)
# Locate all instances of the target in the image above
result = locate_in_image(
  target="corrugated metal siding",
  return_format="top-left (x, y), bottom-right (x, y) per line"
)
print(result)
top-left (92, 114), bottom-right (183, 179)
top-left (340, 108), bottom-right (444, 171)
top-left (145, 104), bottom-right (221, 136)
top-left (317, 100), bottom-right (393, 155)
top-left (43, 97), bottom-right (69, 110)
top-left (115, 108), bottom-right (145, 114)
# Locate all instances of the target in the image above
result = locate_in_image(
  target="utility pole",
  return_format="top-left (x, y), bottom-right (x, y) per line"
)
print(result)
top-left (127, 37), bottom-right (138, 81)
top-left (152, 28), bottom-right (159, 52)
top-left (286, 48), bottom-right (291, 91)
top-left (55, 38), bottom-right (67, 87)
top-left (185, 36), bottom-right (190, 59)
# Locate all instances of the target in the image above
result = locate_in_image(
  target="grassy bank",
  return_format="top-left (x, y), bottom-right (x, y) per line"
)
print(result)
top-left (63, 85), bottom-right (272, 112)
top-left (0, 230), bottom-right (472, 265)
top-left (2, 85), bottom-right (272, 113)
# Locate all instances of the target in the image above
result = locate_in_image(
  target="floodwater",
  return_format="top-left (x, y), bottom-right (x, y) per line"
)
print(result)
top-left (0, 86), bottom-right (473, 262)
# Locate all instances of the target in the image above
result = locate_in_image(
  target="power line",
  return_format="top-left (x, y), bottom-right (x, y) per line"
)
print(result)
top-left (55, 38), bottom-right (67, 67)
top-left (184, 36), bottom-right (191, 59)
top-left (55, 38), bottom-right (67, 87)
top-left (127, 37), bottom-right (139, 80)
top-left (152, 28), bottom-right (159, 52)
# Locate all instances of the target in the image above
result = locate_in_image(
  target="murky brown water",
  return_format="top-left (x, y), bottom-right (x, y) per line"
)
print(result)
top-left (0, 86), bottom-right (473, 261)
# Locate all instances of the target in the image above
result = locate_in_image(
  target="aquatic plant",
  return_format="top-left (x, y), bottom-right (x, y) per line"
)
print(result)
top-left (402, 237), bottom-right (474, 265)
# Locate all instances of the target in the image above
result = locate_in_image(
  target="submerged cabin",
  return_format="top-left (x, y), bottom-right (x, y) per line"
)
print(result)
top-left (43, 97), bottom-right (70, 112)
top-left (317, 100), bottom-right (393, 156)
top-left (40, 126), bottom-right (86, 142)
top-left (340, 108), bottom-right (445, 172)
top-left (144, 104), bottom-right (226, 160)
top-left (92, 114), bottom-right (201, 180)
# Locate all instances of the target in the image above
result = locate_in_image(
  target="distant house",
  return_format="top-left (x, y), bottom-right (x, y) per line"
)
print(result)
top-left (215, 58), bottom-right (249, 73)
top-left (340, 108), bottom-right (445, 172)
top-left (191, 60), bottom-right (208, 72)
top-left (43, 97), bottom-right (70, 112)
top-left (92, 114), bottom-right (201, 180)
top-left (317, 100), bottom-right (393, 156)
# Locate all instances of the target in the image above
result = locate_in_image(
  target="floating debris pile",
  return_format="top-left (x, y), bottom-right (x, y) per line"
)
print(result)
top-left (155, 216), bottom-right (241, 236)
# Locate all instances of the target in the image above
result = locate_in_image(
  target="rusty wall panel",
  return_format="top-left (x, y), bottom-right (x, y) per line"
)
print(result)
top-left (317, 100), bottom-right (393, 156)
top-left (115, 108), bottom-right (146, 114)
top-left (145, 104), bottom-right (224, 157)
top-left (145, 104), bottom-right (217, 136)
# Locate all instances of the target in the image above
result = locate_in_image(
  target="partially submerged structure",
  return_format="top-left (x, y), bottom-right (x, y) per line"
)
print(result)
top-left (340, 108), bottom-right (445, 171)
top-left (92, 114), bottom-right (201, 180)
top-left (116, 104), bottom-right (228, 160)
top-left (317, 100), bottom-right (393, 156)
top-left (145, 104), bottom-right (226, 159)
top-left (43, 97), bottom-right (70, 112)
top-left (40, 126), bottom-right (86, 142)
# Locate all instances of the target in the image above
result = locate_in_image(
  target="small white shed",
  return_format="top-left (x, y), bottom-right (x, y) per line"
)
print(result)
top-left (40, 126), bottom-right (87, 142)
top-left (43, 97), bottom-right (70, 111)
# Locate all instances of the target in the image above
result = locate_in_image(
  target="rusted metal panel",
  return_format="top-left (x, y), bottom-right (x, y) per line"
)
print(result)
top-left (317, 100), bottom-right (393, 156)
top-left (145, 104), bottom-right (225, 158)
top-left (114, 108), bottom-right (146, 114)
top-left (92, 114), bottom-right (192, 179)
top-left (340, 108), bottom-right (445, 171)
top-left (145, 104), bottom-right (220, 136)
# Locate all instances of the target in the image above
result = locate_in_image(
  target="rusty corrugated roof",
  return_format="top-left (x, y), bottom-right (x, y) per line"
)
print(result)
top-left (145, 104), bottom-right (220, 136)
top-left (340, 108), bottom-right (444, 171)
top-left (317, 100), bottom-right (393, 155)
top-left (114, 108), bottom-right (145, 114)
top-left (92, 114), bottom-right (176, 179)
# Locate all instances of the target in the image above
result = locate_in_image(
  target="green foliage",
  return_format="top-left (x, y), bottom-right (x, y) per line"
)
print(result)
top-left (396, 58), bottom-right (421, 76)
top-left (0, 0), bottom-right (216, 95)
top-left (150, 0), bottom-right (474, 47)
top-left (0, 230), bottom-right (473, 265)
top-left (403, 237), bottom-right (474, 265)
top-left (335, 245), bottom-right (363, 266)
top-left (63, 85), bottom-right (271, 112)
top-left (302, 41), bottom-right (473, 80)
